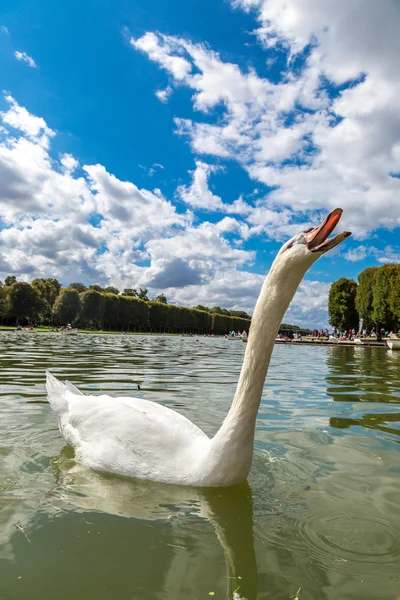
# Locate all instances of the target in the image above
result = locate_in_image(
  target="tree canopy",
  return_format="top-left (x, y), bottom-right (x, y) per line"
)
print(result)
top-left (69, 282), bottom-right (87, 293)
top-left (104, 286), bottom-right (120, 295)
top-left (328, 277), bottom-right (359, 331)
top-left (53, 288), bottom-right (81, 324)
top-left (355, 267), bottom-right (378, 330)
top-left (330, 263), bottom-right (400, 332)
top-left (123, 288), bottom-right (138, 297)
top-left (5, 276), bottom-right (17, 287)
top-left (372, 264), bottom-right (398, 330)
top-left (9, 282), bottom-right (44, 324)
top-left (154, 293), bottom-right (167, 304)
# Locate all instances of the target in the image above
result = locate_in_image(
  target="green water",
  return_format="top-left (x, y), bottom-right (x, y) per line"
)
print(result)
top-left (0, 334), bottom-right (399, 600)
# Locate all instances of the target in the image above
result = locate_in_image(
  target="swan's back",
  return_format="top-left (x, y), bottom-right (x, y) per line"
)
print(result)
top-left (46, 372), bottom-right (210, 484)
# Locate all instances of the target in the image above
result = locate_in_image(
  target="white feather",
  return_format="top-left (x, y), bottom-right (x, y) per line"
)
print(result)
top-left (45, 222), bottom-right (338, 487)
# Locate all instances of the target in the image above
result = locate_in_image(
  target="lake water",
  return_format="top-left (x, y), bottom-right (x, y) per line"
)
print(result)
top-left (0, 333), bottom-right (400, 600)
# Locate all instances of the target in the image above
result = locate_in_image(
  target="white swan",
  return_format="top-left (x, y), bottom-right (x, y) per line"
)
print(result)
top-left (46, 208), bottom-right (351, 487)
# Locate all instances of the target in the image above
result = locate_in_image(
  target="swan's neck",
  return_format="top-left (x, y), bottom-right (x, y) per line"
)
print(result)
top-left (207, 255), bottom-right (314, 484)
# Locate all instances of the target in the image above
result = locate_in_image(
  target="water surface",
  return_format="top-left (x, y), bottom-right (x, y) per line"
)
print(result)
top-left (1, 334), bottom-right (399, 600)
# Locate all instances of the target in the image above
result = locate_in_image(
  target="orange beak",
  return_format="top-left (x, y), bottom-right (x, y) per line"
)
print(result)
top-left (304, 208), bottom-right (352, 253)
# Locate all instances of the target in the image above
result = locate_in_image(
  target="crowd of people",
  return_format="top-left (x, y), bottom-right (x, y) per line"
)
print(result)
top-left (277, 327), bottom-right (400, 342)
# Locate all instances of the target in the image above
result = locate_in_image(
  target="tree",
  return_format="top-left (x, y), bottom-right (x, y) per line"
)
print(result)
top-left (388, 265), bottom-right (400, 328)
top-left (211, 306), bottom-right (230, 315)
top-left (355, 267), bottom-right (378, 330)
top-left (89, 284), bottom-right (104, 293)
top-left (5, 275), bottom-right (17, 287)
top-left (0, 282), bottom-right (9, 318)
top-left (372, 264), bottom-right (398, 330)
top-left (103, 294), bottom-right (120, 330)
top-left (230, 310), bottom-right (251, 319)
top-left (53, 288), bottom-right (81, 324)
top-left (328, 278), bottom-right (359, 331)
top-left (194, 304), bottom-right (210, 312)
top-left (104, 286), bottom-right (120, 295)
top-left (154, 293), bottom-right (167, 304)
top-left (69, 282), bottom-right (87, 293)
top-left (9, 282), bottom-right (43, 324)
top-left (79, 290), bottom-right (105, 329)
top-left (138, 288), bottom-right (149, 301)
top-left (32, 277), bottom-right (61, 308)
top-left (123, 288), bottom-right (138, 297)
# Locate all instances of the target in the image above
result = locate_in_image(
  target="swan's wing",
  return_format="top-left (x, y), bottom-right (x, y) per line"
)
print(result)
top-left (46, 372), bottom-right (209, 483)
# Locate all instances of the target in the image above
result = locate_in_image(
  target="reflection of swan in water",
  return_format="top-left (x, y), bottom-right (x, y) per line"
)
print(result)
top-left (46, 209), bottom-right (351, 486)
top-left (50, 448), bottom-right (258, 600)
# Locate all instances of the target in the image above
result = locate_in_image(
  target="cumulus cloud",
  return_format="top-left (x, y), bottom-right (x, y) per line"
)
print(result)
top-left (14, 50), bottom-right (37, 68)
top-left (0, 95), bottom-right (190, 287)
top-left (0, 94), bottom-right (287, 322)
top-left (344, 244), bottom-right (400, 264)
top-left (146, 257), bottom-right (202, 288)
top-left (132, 2), bottom-right (400, 238)
top-left (155, 86), bottom-right (172, 103)
top-left (177, 161), bottom-right (225, 211)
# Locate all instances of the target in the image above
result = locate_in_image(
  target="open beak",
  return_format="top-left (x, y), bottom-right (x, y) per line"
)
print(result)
top-left (304, 208), bottom-right (351, 253)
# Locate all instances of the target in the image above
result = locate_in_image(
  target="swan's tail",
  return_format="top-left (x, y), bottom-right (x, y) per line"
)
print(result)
top-left (46, 371), bottom-right (83, 415)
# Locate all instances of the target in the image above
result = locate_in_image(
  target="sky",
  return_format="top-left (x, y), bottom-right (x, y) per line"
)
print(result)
top-left (0, 0), bottom-right (399, 328)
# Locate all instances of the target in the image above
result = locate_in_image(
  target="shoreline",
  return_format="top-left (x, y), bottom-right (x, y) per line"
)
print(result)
top-left (0, 326), bottom-right (391, 347)
top-left (274, 338), bottom-right (387, 348)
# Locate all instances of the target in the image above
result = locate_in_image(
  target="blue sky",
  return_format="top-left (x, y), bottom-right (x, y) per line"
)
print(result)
top-left (0, 0), bottom-right (399, 327)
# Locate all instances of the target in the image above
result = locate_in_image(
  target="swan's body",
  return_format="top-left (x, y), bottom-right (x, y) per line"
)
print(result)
top-left (46, 209), bottom-right (350, 487)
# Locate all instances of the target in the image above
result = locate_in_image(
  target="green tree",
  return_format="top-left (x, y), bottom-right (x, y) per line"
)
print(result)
top-left (119, 295), bottom-right (148, 331)
top-left (104, 286), bottom-right (120, 295)
top-left (388, 265), bottom-right (400, 329)
top-left (138, 288), bottom-right (149, 301)
top-left (69, 282), bottom-right (87, 293)
top-left (89, 284), bottom-right (104, 293)
top-left (194, 304), bottom-right (210, 312)
top-left (210, 306), bottom-right (230, 315)
top-left (0, 281), bottom-right (10, 318)
top-left (230, 310), bottom-right (251, 319)
top-left (53, 288), bottom-right (81, 324)
top-left (355, 267), bottom-right (378, 330)
top-left (32, 277), bottom-right (61, 308)
top-left (154, 293), bottom-right (167, 304)
top-left (5, 275), bottom-right (17, 287)
top-left (372, 264), bottom-right (398, 330)
top-left (79, 290), bottom-right (106, 329)
top-left (123, 288), bottom-right (138, 297)
top-left (103, 293), bottom-right (120, 329)
top-left (328, 278), bottom-right (359, 331)
top-left (9, 282), bottom-right (43, 324)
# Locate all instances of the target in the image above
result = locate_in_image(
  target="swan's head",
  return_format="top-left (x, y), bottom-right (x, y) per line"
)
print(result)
top-left (277, 208), bottom-right (351, 267)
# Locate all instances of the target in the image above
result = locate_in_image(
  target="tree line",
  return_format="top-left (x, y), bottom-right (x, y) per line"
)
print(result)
top-left (328, 264), bottom-right (400, 332)
top-left (0, 277), bottom-right (251, 335)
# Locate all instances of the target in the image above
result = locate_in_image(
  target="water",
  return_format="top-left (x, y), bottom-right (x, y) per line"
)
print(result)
top-left (1, 334), bottom-right (400, 600)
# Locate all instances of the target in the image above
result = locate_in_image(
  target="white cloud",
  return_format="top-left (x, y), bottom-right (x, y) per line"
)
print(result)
top-left (131, 32), bottom-right (192, 80)
top-left (177, 161), bottom-right (225, 211)
top-left (225, 195), bottom-right (253, 217)
top-left (344, 244), bottom-right (400, 264)
top-left (155, 86), bottom-right (172, 103)
top-left (60, 153), bottom-right (79, 174)
top-left (132, 3), bottom-right (400, 238)
top-left (0, 94), bottom-right (343, 327)
top-left (1, 95), bottom-right (54, 146)
top-left (14, 50), bottom-right (37, 68)
top-left (285, 280), bottom-right (332, 328)
top-left (0, 25), bottom-right (9, 34)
